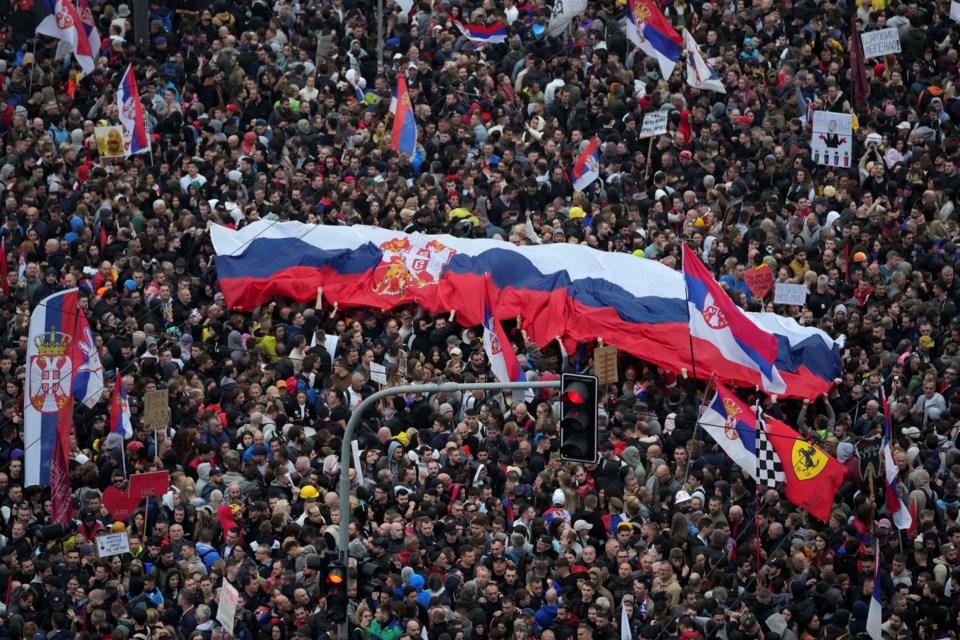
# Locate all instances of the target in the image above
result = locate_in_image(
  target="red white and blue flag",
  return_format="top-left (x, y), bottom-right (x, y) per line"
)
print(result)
top-left (37, 0), bottom-right (95, 76)
top-left (117, 64), bottom-right (150, 157)
top-left (699, 384), bottom-right (845, 521)
top-left (627, 0), bottom-right (682, 80)
top-left (391, 74), bottom-right (417, 154)
top-left (483, 282), bottom-right (526, 383)
top-left (683, 244), bottom-right (785, 394)
top-left (109, 378), bottom-right (133, 438)
top-left (459, 22), bottom-right (508, 44)
top-left (881, 390), bottom-right (913, 529)
top-left (77, 0), bottom-right (100, 64)
top-left (212, 223), bottom-right (842, 399)
top-left (73, 324), bottom-right (104, 408)
top-left (25, 289), bottom-right (101, 523)
top-left (683, 29), bottom-right (725, 93)
top-left (573, 136), bottom-right (600, 192)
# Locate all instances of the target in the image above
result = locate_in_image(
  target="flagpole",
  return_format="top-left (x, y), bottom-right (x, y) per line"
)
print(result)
top-left (684, 372), bottom-right (714, 482)
top-left (28, 38), bottom-right (38, 97)
top-left (754, 392), bottom-right (762, 579)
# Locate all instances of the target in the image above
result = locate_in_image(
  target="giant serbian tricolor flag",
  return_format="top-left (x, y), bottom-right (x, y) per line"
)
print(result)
top-left (881, 390), bottom-right (912, 529)
top-left (212, 223), bottom-right (841, 399)
top-left (683, 244), bottom-right (785, 395)
top-left (25, 290), bottom-right (104, 523)
top-left (36, 0), bottom-right (95, 76)
top-left (391, 74), bottom-right (417, 154)
top-left (572, 136), bottom-right (600, 192)
top-left (118, 65), bottom-right (150, 157)
top-left (627, 0), bottom-right (682, 80)
top-left (699, 385), bottom-right (845, 521)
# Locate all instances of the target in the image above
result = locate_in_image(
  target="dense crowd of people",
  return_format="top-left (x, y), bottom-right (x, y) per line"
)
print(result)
top-left (4, 0), bottom-right (960, 640)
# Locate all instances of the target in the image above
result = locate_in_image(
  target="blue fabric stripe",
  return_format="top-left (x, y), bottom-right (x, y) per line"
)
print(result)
top-left (643, 24), bottom-right (683, 60)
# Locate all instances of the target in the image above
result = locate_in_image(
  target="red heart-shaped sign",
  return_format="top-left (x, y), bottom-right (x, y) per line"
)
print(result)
top-left (102, 486), bottom-right (141, 521)
top-left (744, 265), bottom-right (774, 299)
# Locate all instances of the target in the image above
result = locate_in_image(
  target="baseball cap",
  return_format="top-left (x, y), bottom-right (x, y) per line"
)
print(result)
top-left (573, 520), bottom-right (593, 532)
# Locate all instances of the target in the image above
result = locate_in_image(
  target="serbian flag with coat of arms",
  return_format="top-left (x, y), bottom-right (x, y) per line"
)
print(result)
top-left (118, 64), bottom-right (150, 156)
top-left (573, 136), bottom-right (600, 192)
top-left (110, 378), bottom-right (133, 438)
top-left (36, 0), bottom-right (95, 76)
top-left (482, 281), bottom-right (526, 384)
top-left (25, 289), bottom-right (103, 523)
top-left (391, 74), bottom-right (417, 154)
top-left (699, 384), bottom-right (845, 521)
top-left (626, 0), bottom-right (682, 80)
top-left (683, 244), bottom-right (785, 394)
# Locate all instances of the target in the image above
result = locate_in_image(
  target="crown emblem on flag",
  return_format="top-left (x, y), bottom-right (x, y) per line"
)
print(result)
top-left (632, 2), bottom-right (650, 22)
top-left (35, 327), bottom-right (71, 355)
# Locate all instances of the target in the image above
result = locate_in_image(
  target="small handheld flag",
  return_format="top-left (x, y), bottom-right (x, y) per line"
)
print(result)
top-left (391, 74), bottom-right (417, 154)
top-left (572, 136), bottom-right (600, 192)
top-left (109, 379), bottom-right (133, 439)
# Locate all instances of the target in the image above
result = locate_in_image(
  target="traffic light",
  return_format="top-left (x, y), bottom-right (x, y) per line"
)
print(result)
top-left (325, 561), bottom-right (348, 623)
top-left (559, 373), bottom-right (599, 464)
top-left (356, 561), bottom-right (382, 600)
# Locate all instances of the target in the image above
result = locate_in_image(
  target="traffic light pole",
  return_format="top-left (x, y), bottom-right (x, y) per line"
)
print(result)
top-left (336, 380), bottom-right (561, 637)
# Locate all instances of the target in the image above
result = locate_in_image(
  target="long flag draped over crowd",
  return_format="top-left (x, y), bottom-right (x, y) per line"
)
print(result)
top-left (699, 385), bottom-right (845, 521)
top-left (25, 289), bottom-right (103, 524)
top-left (211, 222), bottom-right (841, 399)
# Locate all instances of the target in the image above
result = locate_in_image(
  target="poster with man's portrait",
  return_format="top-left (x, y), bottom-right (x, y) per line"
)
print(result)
top-left (811, 111), bottom-right (853, 168)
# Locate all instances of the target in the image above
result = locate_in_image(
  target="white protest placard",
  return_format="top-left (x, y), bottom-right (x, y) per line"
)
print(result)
top-left (860, 27), bottom-right (901, 58)
top-left (640, 112), bottom-right (669, 138)
top-left (811, 111), bottom-right (853, 169)
top-left (952, 1), bottom-right (960, 22)
top-left (324, 333), bottom-right (339, 357)
top-left (217, 581), bottom-right (239, 633)
top-left (351, 439), bottom-right (363, 477)
top-left (369, 362), bottom-right (387, 384)
top-left (774, 283), bottom-right (809, 306)
top-left (96, 532), bottom-right (130, 558)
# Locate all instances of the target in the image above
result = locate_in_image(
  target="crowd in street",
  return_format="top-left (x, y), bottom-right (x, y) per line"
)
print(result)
top-left (4, 0), bottom-right (960, 640)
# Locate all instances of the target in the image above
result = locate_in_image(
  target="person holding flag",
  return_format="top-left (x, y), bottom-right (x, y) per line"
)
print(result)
top-left (573, 136), bottom-right (600, 192)
top-left (881, 390), bottom-right (912, 530)
top-left (110, 375), bottom-right (133, 440)
top-left (117, 64), bottom-right (150, 157)
top-left (626, 0), bottom-right (683, 80)
top-left (391, 74), bottom-right (417, 155)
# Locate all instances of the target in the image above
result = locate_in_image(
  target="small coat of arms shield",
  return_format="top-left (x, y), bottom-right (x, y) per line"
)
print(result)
top-left (30, 354), bottom-right (72, 413)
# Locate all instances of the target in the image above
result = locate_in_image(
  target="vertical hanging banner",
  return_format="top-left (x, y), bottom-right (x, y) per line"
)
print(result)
top-left (811, 111), bottom-right (853, 168)
top-left (25, 289), bottom-right (100, 523)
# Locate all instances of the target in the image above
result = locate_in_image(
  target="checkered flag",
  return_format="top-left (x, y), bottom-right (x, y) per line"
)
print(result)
top-left (755, 407), bottom-right (785, 487)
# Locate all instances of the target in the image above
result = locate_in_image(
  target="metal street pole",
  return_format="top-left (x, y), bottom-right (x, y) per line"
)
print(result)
top-left (336, 380), bottom-right (560, 637)
top-left (377, 0), bottom-right (384, 72)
